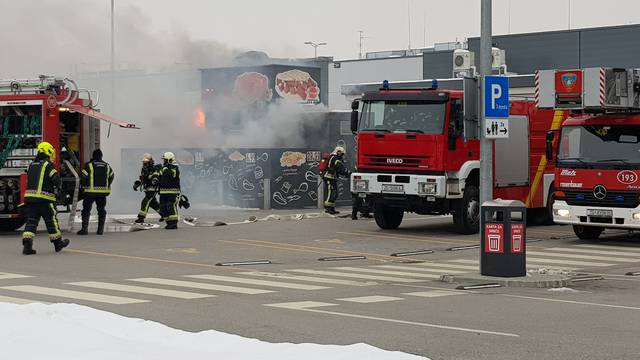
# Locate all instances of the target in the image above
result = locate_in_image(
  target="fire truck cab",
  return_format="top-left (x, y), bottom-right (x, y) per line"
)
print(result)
top-left (0, 76), bottom-right (137, 232)
top-left (538, 68), bottom-right (640, 239)
top-left (344, 77), bottom-right (562, 234)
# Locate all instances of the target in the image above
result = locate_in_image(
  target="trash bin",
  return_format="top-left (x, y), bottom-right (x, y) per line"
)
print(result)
top-left (480, 199), bottom-right (526, 277)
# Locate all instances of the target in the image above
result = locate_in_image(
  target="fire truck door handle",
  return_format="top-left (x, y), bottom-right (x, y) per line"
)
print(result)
top-left (406, 135), bottom-right (417, 139)
top-left (374, 135), bottom-right (385, 139)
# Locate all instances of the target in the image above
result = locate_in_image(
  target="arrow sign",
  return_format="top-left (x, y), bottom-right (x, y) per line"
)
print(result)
top-left (485, 118), bottom-right (509, 139)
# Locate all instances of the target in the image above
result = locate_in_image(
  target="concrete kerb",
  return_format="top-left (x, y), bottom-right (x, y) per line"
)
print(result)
top-left (440, 272), bottom-right (603, 288)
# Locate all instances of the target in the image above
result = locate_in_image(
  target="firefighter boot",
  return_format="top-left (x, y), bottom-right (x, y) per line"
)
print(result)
top-left (325, 207), bottom-right (339, 215)
top-left (165, 220), bottom-right (178, 230)
top-left (22, 239), bottom-right (36, 255)
top-left (52, 238), bottom-right (70, 252)
top-left (134, 215), bottom-right (145, 224)
top-left (97, 216), bottom-right (106, 235)
top-left (77, 217), bottom-right (89, 235)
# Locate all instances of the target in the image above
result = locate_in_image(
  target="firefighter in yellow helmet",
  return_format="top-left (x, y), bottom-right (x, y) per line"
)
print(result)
top-left (21, 142), bottom-right (70, 255)
top-left (322, 146), bottom-right (350, 215)
top-left (158, 151), bottom-right (181, 229)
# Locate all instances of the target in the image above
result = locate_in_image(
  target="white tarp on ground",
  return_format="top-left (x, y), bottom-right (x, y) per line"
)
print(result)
top-left (0, 303), bottom-right (428, 360)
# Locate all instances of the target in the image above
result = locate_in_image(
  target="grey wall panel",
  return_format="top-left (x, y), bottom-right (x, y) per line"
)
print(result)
top-left (423, 50), bottom-right (454, 79)
top-left (469, 32), bottom-right (580, 74)
top-left (580, 27), bottom-right (640, 68)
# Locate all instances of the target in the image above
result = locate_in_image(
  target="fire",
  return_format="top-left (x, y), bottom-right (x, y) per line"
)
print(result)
top-left (194, 108), bottom-right (206, 129)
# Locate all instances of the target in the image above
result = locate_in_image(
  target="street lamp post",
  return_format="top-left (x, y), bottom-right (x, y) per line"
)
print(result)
top-left (304, 41), bottom-right (327, 59)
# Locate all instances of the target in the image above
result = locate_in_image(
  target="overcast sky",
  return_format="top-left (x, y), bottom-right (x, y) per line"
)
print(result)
top-left (119, 0), bottom-right (640, 59)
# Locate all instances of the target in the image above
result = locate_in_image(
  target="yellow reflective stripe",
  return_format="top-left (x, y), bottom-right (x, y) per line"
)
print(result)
top-left (22, 231), bottom-right (35, 239)
top-left (81, 169), bottom-right (88, 176)
top-left (37, 161), bottom-right (48, 194)
top-left (24, 192), bottom-right (56, 201)
top-left (88, 163), bottom-right (94, 190)
top-left (106, 165), bottom-right (111, 185)
top-left (49, 169), bottom-right (57, 177)
top-left (49, 203), bottom-right (61, 239)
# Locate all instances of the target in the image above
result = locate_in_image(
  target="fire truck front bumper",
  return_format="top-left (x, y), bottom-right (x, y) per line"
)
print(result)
top-left (553, 200), bottom-right (640, 229)
top-left (350, 172), bottom-right (447, 199)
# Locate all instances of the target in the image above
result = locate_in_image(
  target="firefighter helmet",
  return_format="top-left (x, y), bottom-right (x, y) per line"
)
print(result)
top-left (142, 153), bottom-right (153, 163)
top-left (162, 151), bottom-right (176, 164)
top-left (37, 142), bottom-right (56, 158)
top-left (334, 146), bottom-right (345, 155)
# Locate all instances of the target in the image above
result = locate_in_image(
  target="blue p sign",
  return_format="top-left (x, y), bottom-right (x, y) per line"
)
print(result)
top-left (485, 76), bottom-right (509, 118)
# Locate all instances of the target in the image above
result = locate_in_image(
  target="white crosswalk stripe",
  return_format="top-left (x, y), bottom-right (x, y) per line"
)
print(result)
top-left (548, 247), bottom-right (640, 258)
top-left (410, 262), bottom-right (478, 271)
top-left (331, 267), bottom-right (440, 279)
top-left (337, 295), bottom-right (404, 303)
top-left (236, 271), bottom-right (378, 286)
top-left (0, 285), bottom-right (148, 305)
top-left (0, 272), bottom-right (33, 280)
top-left (375, 265), bottom-right (466, 274)
top-left (0, 294), bottom-right (47, 304)
top-left (288, 269), bottom-right (423, 283)
top-left (575, 244), bottom-right (640, 253)
top-left (526, 257), bottom-right (615, 267)
top-left (129, 278), bottom-right (274, 295)
top-left (68, 281), bottom-right (215, 299)
top-left (404, 290), bottom-right (465, 298)
top-left (527, 250), bottom-right (638, 263)
top-left (185, 274), bottom-right (329, 290)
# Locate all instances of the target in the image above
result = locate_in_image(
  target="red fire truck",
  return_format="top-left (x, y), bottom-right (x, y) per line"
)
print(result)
top-left (538, 68), bottom-right (640, 239)
top-left (0, 76), bottom-right (137, 231)
top-left (344, 77), bottom-right (565, 234)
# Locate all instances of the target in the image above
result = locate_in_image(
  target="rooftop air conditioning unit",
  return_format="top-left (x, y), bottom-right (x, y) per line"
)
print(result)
top-left (491, 47), bottom-right (506, 69)
top-left (453, 49), bottom-right (476, 78)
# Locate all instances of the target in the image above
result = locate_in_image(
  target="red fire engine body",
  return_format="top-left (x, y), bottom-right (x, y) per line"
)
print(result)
top-left (345, 78), bottom-right (565, 234)
top-left (0, 76), bottom-right (137, 231)
top-left (538, 68), bottom-right (640, 239)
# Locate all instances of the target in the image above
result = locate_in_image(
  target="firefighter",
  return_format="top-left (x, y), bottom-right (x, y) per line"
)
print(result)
top-left (322, 146), bottom-right (349, 215)
top-left (134, 153), bottom-right (162, 223)
top-left (21, 142), bottom-right (70, 255)
top-left (77, 149), bottom-right (114, 235)
top-left (158, 152), bottom-right (181, 229)
top-left (351, 193), bottom-right (372, 220)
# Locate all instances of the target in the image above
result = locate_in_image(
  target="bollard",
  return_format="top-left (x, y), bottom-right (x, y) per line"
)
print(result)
top-left (263, 178), bottom-right (271, 210)
top-left (317, 177), bottom-right (324, 209)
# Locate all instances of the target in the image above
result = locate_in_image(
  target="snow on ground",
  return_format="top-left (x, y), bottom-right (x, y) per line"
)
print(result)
top-left (547, 287), bottom-right (579, 293)
top-left (0, 303), bottom-right (428, 360)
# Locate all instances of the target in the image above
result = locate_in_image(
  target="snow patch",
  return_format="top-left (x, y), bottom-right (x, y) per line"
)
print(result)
top-left (0, 303), bottom-right (427, 360)
top-left (547, 287), bottom-right (579, 293)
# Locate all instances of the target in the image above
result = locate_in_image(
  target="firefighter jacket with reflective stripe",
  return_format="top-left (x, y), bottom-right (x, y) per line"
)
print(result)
top-left (159, 164), bottom-right (180, 194)
top-left (140, 163), bottom-right (161, 192)
top-left (81, 160), bottom-right (114, 196)
top-left (322, 154), bottom-right (348, 180)
top-left (24, 155), bottom-right (60, 203)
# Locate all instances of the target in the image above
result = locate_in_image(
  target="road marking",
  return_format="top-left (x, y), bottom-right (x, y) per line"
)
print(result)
top-left (503, 294), bottom-right (640, 311)
top-left (447, 258), bottom-right (582, 270)
top-left (376, 265), bottom-right (466, 274)
top-left (336, 231), bottom-right (470, 246)
top-left (232, 239), bottom-right (394, 262)
top-left (236, 271), bottom-right (377, 287)
top-left (369, 215), bottom-right (452, 224)
top-left (412, 262), bottom-right (479, 271)
top-left (0, 272), bottom-right (33, 280)
top-left (527, 257), bottom-right (615, 267)
top-left (288, 269), bottom-right (423, 283)
top-left (68, 281), bottom-right (214, 299)
top-left (264, 302), bottom-right (519, 337)
top-left (67, 249), bottom-right (224, 269)
top-left (337, 295), bottom-right (404, 303)
top-left (0, 285), bottom-right (148, 305)
top-left (265, 301), bottom-right (338, 310)
top-left (404, 290), bottom-right (465, 298)
top-left (527, 250), bottom-right (638, 263)
top-left (332, 267), bottom-right (440, 279)
top-left (0, 295), bottom-right (47, 304)
top-left (576, 244), bottom-right (640, 253)
top-left (129, 278), bottom-right (274, 295)
top-left (449, 259), bottom-right (479, 264)
top-left (185, 274), bottom-right (329, 290)
top-left (548, 247), bottom-right (640, 258)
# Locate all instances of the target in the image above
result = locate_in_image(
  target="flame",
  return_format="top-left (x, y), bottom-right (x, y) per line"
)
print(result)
top-left (194, 108), bottom-right (206, 129)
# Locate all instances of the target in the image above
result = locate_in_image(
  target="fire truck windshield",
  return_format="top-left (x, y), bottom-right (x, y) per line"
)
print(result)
top-left (359, 100), bottom-right (445, 134)
top-left (558, 125), bottom-right (640, 166)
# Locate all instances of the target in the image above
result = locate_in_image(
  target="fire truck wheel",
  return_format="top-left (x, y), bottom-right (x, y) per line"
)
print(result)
top-left (0, 218), bottom-right (27, 232)
top-left (573, 225), bottom-right (604, 240)
top-left (453, 185), bottom-right (480, 234)
top-left (373, 204), bottom-right (404, 230)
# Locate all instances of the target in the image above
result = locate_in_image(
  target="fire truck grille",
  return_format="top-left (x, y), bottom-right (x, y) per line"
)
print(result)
top-left (564, 190), bottom-right (640, 208)
top-left (363, 154), bottom-right (428, 169)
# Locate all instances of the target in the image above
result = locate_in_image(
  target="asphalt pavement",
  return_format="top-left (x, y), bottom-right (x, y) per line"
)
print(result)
top-left (1, 208), bottom-right (640, 360)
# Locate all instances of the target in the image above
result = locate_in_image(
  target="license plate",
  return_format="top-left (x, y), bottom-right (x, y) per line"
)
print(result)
top-left (358, 193), bottom-right (367, 198)
top-left (382, 184), bottom-right (404, 193)
top-left (587, 209), bottom-right (613, 217)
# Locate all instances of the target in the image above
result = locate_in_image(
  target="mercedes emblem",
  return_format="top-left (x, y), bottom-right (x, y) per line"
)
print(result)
top-left (593, 185), bottom-right (607, 200)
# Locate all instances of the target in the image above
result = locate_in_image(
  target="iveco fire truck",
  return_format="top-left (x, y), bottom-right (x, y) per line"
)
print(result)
top-left (538, 68), bottom-right (640, 239)
top-left (0, 75), bottom-right (137, 231)
top-left (343, 77), bottom-right (565, 234)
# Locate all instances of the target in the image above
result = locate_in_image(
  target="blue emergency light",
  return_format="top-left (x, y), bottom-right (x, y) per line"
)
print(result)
top-left (431, 79), bottom-right (438, 89)
top-left (382, 80), bottom-right (389, 90)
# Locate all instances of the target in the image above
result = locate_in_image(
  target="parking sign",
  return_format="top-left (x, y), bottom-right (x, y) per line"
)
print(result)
top-left (484, 76), bottom-right (509, 118)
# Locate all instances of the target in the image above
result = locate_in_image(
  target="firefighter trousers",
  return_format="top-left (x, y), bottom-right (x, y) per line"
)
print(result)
top-left (138, 191), bottom-right (160, 218)
top-left (22, 202), bottom-right (62, 241)
top-left (82, 196), bottom-right (107, 222)
top-left (160, 194), bottom-right (179, 226)
top-left (323, 178), bottom-right (337, 209)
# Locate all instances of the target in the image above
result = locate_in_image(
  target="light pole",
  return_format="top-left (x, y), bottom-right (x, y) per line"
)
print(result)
top-left (304, 41), bottom-right (327, 59)
top-left (109, 0), bottom-right (115, 137)
top-left (479, 0), bottom-right (493, 210)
